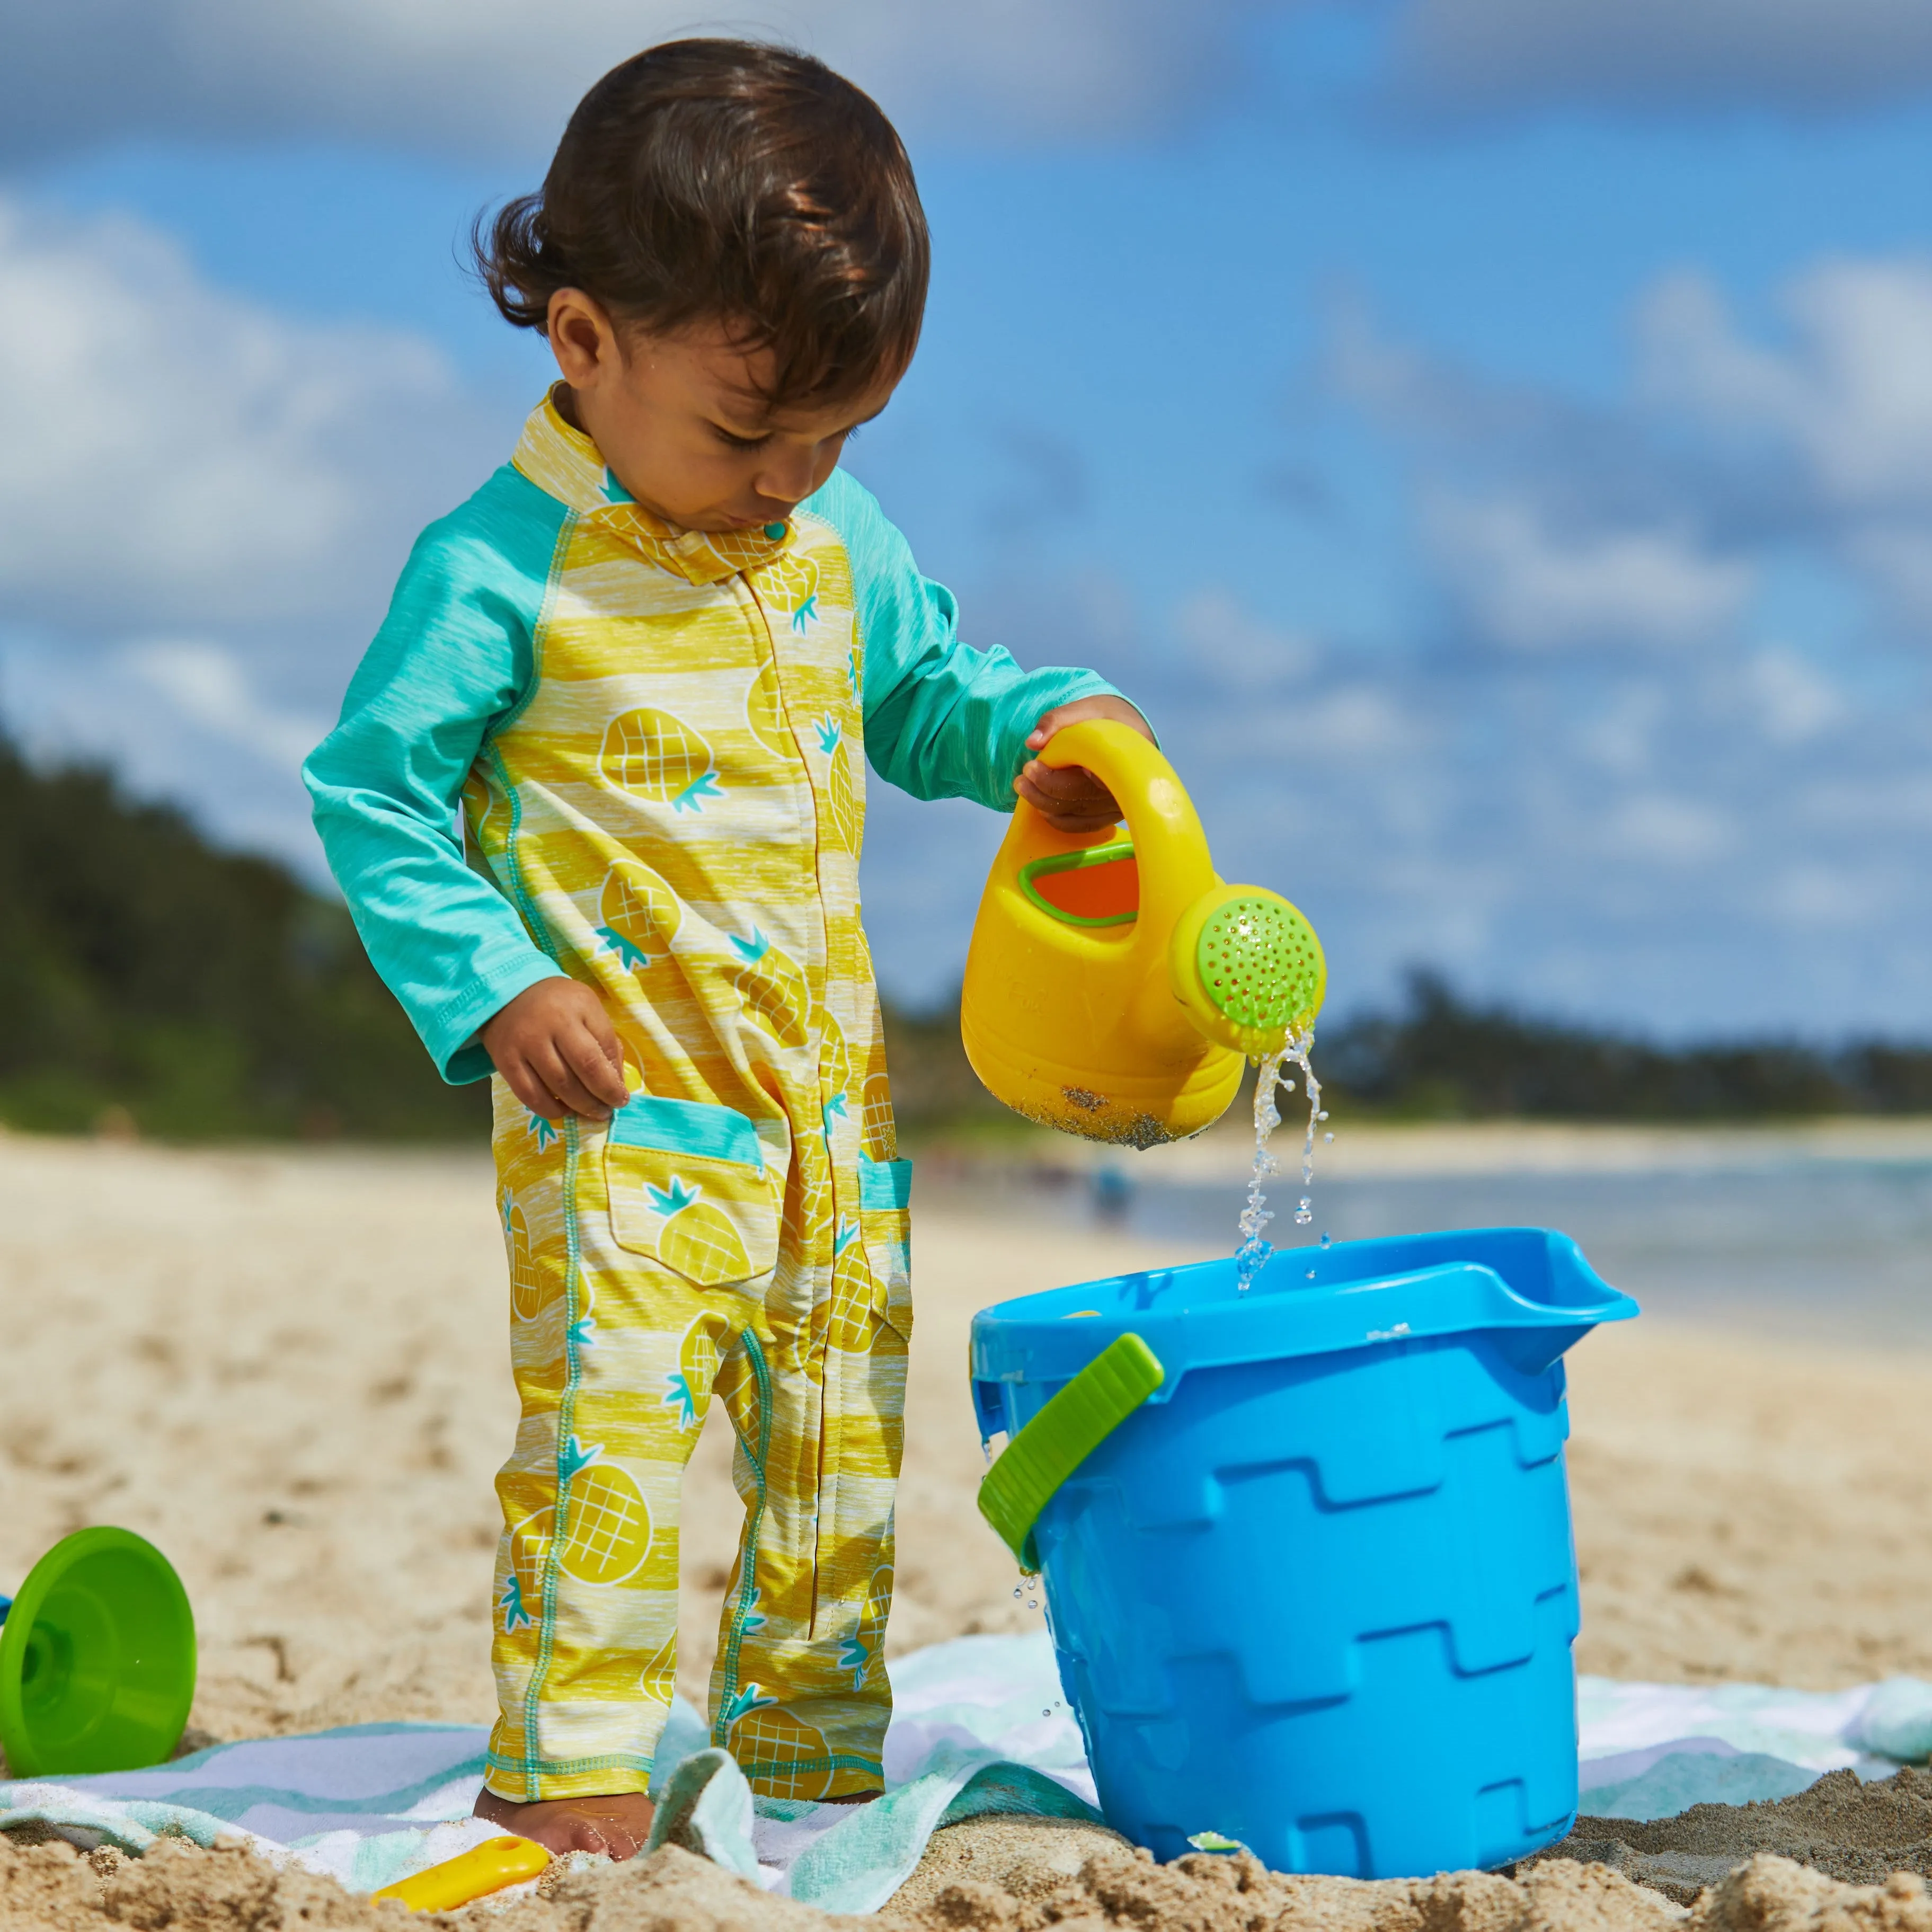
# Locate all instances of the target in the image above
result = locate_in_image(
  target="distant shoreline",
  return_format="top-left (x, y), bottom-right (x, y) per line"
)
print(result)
top-left (13, 1111), bottom-right (1932, 1183)
top-left (932, 1114), bottom-right (1932, 1183)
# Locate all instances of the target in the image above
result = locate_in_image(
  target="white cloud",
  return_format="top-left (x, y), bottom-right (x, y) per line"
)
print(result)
top-left (0, 0), bottom-right (1283, 162)
top-left (1764, 863), bottom-right (1891, 927)
top-left (1742, 648), bottom-right (1844, 747)
top-left (1263, 260), bottom-right (1932, 1025)
top-left (0, 194), bottom-right (493, 634)
top-left (0, 192), bottom-right (504, 876)
top-left (1173, 586), bottom-right (1316, 689)
top-left (1339, 251), bottom-right (1932, 653)
top-left (1848, 526), bottom-right (1932, 621)
top-left (1425, 494), bottom-right (1751, 651)
top-left (0, 631), bottom-right (326, 871)
top-left (1641, 261), bottom-right (1932, 511)
top-left (1292, 686), bottom-right (1412, 757)
top-left (1396, 0), bottom-right (1932, 116)
top-left (1638, 259), bottom-right (1932, 622)
top-left (125, 641), bottom-right (326, 773)
top-left (1574, 683), bottom-right (1665, 777)
top-left (1602, 793), bottom-right (1734, 866)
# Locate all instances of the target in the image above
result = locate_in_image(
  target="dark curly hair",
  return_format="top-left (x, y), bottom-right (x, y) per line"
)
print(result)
top-left (474, 39), bottom-right (929, 412)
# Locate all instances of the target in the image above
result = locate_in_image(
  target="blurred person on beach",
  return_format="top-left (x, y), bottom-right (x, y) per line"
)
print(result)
top-left (304, 40), bottom-right (1149, 1861)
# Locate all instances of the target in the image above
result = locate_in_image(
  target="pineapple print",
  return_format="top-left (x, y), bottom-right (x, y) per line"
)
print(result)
top-left (732, 1703), bottom-right (836, 1801)
top-left (839, 1564), bottom-right (893, 1690)
top-left (825, 1224), bottom-right (879, 1353)
top-left (859, 1071), bottom-right (897, 1162)
top-left (730, 929), bottom-right (811, 1048)
top-left (759, 548), bottom-right (822, 633)
top-left (650, 1176), bottom-right (752, 1283)
top-left (596, 858), bottom-right (680, 971)
top-left (663, 1307), bottom-right (735, 1429)
top-left (813, 714), bottom-right (862, 856)
top-left (814, 1004), bottom-right (855, 1112)
top-left (640, 1632), bottom-right (678, 1704)
top-left (745, 662), bottom-right (799, 764)
top-left (789, 1130), bottom-right (835, 1256)
top-left (600, 707), bottom-right (721, 813)
top-left (510, 1441), bottom-right (653, 1590)
top-left (502, 1192), bottom-right (546, 1321)
top-left (566, 1643), bottom-right (675, 1701)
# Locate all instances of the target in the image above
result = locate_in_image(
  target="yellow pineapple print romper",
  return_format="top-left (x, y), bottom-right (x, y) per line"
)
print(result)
top-left (305, 394), bottom-right (1123, 1801)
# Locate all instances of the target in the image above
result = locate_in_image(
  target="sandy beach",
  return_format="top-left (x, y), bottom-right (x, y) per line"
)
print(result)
top-left (3, 1125), bottom-right (1930, 1927)
top-left (3, 1125), bottom-right (1931, 1736)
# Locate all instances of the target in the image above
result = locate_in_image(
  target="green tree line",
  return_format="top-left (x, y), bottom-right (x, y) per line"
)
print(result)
top-left (0, 737), bottom-right (483, 1139)
top-left (881, 969), bottom-right (1932, 1132)
top-left (1317, 970), bottom-right (1932, 1121)
top-left (7, 737), bottom-right (1932, 1140)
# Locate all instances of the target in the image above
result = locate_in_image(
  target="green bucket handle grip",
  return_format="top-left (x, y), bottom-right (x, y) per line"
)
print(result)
top-left (977, 1332), bottom-right (1165, 1571)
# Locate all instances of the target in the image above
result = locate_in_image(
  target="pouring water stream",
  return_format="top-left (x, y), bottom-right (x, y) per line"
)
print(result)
top-left (1234, 1032), bottom-right (1324, 1291)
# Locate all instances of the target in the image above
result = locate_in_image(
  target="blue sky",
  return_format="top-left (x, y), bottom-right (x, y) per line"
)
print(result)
top-left (4, 1), bottom-right (1932, 1035)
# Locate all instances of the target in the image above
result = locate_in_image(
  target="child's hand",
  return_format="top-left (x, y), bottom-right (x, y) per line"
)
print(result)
top-left (1017, 695), bottom-right (1156, 833)
top-left (482, 979), bottom-right (631, 1123)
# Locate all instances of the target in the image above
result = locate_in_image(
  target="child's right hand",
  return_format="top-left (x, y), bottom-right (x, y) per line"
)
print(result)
top-left (482, 980), bottom-right (631, 1123)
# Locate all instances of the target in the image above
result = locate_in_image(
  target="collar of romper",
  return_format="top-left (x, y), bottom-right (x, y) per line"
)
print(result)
top-left (509, 388), bottom-right (791, 587)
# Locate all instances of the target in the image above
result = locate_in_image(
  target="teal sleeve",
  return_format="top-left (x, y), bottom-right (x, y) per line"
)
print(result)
top-left (804, 469), bottom-right (1135, 810)
top-left (303, 465), bottom-right (570, 1085)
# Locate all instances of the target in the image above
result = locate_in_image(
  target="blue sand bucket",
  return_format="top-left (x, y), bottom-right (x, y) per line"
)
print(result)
top-left (971, 1227), bottom-right (1638, 1878)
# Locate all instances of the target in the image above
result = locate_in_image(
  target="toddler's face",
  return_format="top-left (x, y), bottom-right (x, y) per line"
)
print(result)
top-left (546, 295), bottom-right (899, 533)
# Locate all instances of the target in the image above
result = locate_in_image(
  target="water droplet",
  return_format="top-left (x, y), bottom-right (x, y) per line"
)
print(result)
top-left (1027, 1599), bottom-right (1039, 1609)
top-left (1236, 1034), bottom-right (1322, 1289)
top-left (1324, 1131), bottom-right (1334, 1144)
top-left (1305, 1267), bottom-right (1316, 1279)
top-left (1012, 1587), bottom-right (1022, 1598)
top-left (1043, 1708), bottom-right (1052, 1717)
top-left (1320, 1231), bottom-right (1333, 1249)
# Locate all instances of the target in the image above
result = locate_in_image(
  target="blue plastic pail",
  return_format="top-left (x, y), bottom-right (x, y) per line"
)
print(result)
top-left (970, 1227), bottom-right (1637, 1878)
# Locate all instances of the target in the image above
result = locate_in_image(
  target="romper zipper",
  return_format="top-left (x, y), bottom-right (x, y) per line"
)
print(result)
top-left (739, 573), bottom-right (840, 1639)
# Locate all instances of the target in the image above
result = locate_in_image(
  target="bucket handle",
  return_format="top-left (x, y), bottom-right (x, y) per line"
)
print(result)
top-left (977, 1333), bottom-right (1165, 1571)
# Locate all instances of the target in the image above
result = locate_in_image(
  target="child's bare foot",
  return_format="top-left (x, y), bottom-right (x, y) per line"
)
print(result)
top-left (474, 1785), bottom-right (656, 1860)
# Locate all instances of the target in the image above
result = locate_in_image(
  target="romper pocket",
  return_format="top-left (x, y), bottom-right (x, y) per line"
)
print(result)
top-left (606, 1095), bottom-right (779, 1288)
top-left (858, 1154), bottom-right (914, 1339)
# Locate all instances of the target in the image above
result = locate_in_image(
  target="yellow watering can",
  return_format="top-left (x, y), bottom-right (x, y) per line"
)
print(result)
top-left (960, 720), bottom-right (1326, 1146)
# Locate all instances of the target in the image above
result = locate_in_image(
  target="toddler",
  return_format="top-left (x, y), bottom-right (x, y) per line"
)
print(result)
top-left (305, 39), bottom-right (1148, 1860)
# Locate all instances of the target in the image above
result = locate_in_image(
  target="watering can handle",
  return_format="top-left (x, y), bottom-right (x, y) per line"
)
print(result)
top-left (977, 1333), bottom-right (1165, 1572)
top-left (1029, 720), bottom-right (1219, 933)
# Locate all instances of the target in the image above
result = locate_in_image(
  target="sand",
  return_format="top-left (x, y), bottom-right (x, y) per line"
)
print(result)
top-left (1532, 1768), bottom-right (1932, 1904)
top-left (6, 1831), bottom-right (1930, 1932)
top-left (3, 1127), bottom-right (1931, 1928)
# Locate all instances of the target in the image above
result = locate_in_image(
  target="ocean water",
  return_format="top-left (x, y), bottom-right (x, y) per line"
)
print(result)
top-left (933, 1152), bottom-right (1932, 1349)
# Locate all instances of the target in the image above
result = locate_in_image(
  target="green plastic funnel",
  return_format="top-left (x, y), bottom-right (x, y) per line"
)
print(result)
top-left (0, 1527), bottom-right (197, 1777)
